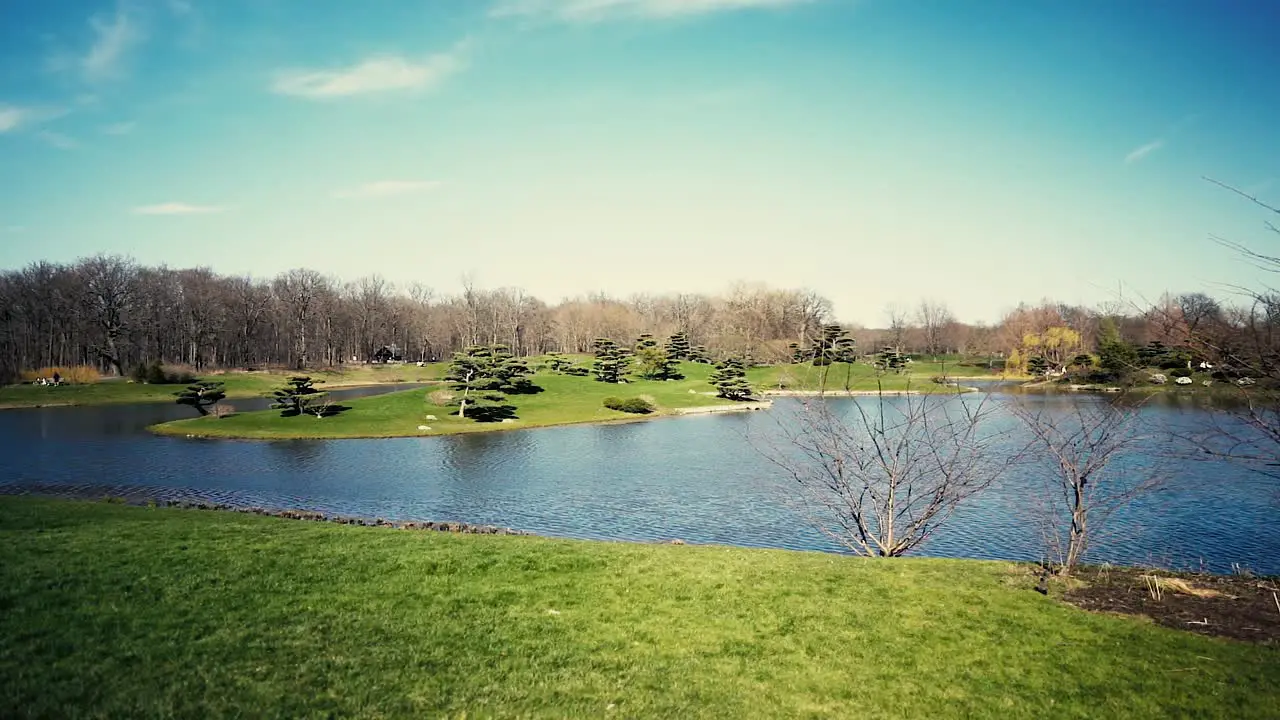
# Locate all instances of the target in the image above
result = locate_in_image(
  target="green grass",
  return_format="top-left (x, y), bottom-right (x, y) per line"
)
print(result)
top-left (153, 361), bottom-right (738, 439)
top-left (748, 359), bottom-right (1016, 392)
top-left (0, 365), bottom-right (448, 410)
top-left (1, 498), bottom-right (1276, 718)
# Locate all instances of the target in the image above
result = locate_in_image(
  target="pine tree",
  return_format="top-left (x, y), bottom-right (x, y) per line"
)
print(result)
top-left (810, 324), bottom-right (851, 366)
top-left (787, 342), bottom-right (804, 364)
top-left (634, 334), bottom-right (682, 380)
top-left (1027, 356), bottom-right (1050, 376)
top-left (544, 352), bottom-right (574, 374)
top-left (592, 338), bottom-right (631, 383)
top-left (877, 347), bottom-right (907, 373)
top-left (444, 345), bottom-right (528, 421)
top-left (664, 332), bottom-right (692, 360)
top-left (175, 381), bottom-right (226, 416)
top-left (269, 376), bottom-right (327, 416)
top-left (688, 345), bottom-right (711, 364)
top-left (708, 358), bottom-right (753, 400)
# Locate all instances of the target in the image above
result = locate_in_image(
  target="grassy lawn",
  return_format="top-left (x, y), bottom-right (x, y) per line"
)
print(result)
top-left (747, 360), bottom-right (1017, 392)
top-left (153, 362), bottom-right (738, 439)
top-left (0, 364), bottom-right (447, 410)
top-left (1, 498), bottom-right (1276, 718)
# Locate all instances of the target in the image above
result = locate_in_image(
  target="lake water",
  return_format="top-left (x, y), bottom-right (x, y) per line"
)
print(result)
top-left (1, 388), bottom-right (1277, 574)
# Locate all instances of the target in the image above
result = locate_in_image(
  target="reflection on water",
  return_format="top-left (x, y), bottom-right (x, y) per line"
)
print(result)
top-left (1, 391), bottom-right (1277, 574)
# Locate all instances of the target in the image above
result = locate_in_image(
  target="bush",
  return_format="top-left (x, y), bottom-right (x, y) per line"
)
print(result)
top-left (428, 389), bottom-right (455, 405)
top-left (20, 365), bottom-right (101, 385)
top-left (211, 403), bottom-right (236, 419)
top-left (1169, 368), bottom-right (1192, 378)
top-left (131, 362), bottom-right (196, 385)
top-left (603, 396), bottom-right (655, 414)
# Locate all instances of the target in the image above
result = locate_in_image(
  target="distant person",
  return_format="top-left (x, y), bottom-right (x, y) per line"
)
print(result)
top-left (52, 371), bottom-right (61, 386)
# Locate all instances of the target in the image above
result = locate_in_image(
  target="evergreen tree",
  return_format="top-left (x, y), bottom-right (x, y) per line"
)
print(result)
top-left (175, 381), bottom-right (226, 416)
top-left (634, 334), bottom-right (682, 380)
top-left (1138, 340), bottom-right (1169, 367)
top-left (688, 345), bottom-right (711, 364)
top-left (544, 352), bottom-right (574, 374)
top-left (876, 347), bottom-right (907, 373)
top-left (1027, 356), bottom-right (1050, 376)
top-left (269, 376), bottom-right (327, 417)
top-left (708, 358), bottom-right (753, 400)
top-left (664, 332), bottom-right (692, 360)
top-left (443, 345), bottom-right (527, 421)
top-left (809, 324), bottom-right (852, 367)
top-left (787, 342), bottom-right (804, 364)
top-left (592, 338), bottom-right (631, 383)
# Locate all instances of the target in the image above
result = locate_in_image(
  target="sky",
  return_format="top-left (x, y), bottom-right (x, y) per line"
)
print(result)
top-left (1, 0), bottom-right (1278, 326)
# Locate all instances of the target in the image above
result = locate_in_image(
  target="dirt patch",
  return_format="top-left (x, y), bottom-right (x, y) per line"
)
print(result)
top-left (1063, 566), bottom-right (1280, 643)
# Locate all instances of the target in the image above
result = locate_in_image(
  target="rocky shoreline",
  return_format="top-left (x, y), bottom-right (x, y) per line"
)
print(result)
top-left (0, 483), bottom-right (531, 536)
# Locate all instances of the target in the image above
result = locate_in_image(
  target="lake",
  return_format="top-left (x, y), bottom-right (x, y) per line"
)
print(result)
top-left (1, 388), bottom-right (1277, 574)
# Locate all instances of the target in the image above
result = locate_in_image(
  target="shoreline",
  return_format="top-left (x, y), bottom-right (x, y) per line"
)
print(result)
top-left (0, 379), bottom-right (434, 412)
top-left (148, 399), bottom-right (770, 441)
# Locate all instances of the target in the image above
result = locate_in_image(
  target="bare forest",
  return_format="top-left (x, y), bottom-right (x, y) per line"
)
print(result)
top-left (0, 254), bottom-right (1274, 383)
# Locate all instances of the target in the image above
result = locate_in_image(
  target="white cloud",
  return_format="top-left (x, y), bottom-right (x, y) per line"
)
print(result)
top-left (0, 107), bottom-right (27, 133)
top-left (332, 180), bottom-right (443, 199)
top-left (491, 0), bottom-right (813, 21)
top-left (83, 5), bottom-right (145, 81)
top-left (1124, 139), bottom-right (1164, 164)
top-left (132, 202), bottom-right (222, 215)
top-left (38, 131), bottom-right (78, 150)
top-left (0, 105), bottom-right (70, 135)
top-left (272, 50), bottom-right (465, 99)
top-left (103, 121), bottom-right (137, 135)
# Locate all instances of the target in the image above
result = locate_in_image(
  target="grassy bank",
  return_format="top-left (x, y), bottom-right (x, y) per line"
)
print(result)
top-left (0, 364), bottom-right (447, 410)
top-left (0, 498), bottom-right (1276, 718)
top-left (153, 362), bottom-right (739, 439)
top-left (747, 359), bottom-right (1017, 392)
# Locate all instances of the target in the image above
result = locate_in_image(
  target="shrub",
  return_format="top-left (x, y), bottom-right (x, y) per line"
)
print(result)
top-left (211, 403), bottom-right (236, 418)
top-left (428, 389), bottom-right (455, 405)
top-left (1169, 368), bottom-right (1192, 378)
top-left (20, 365), bottom-right (102, 384)
top-left (603, 396), bottom-right (655, 414)
top-left (131, 362), bottom-right (196, 385)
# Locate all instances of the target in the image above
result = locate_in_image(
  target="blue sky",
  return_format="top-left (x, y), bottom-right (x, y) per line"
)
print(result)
top-left (1, 0), bottom-right (1277, 325)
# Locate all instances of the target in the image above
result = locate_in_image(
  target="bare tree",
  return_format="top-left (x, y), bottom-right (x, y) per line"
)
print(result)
top-left (759, 387), bottom-right (1014, 557)
top-left (273, 268), bottom-right (324, 370)
top-left (78, 254), bottom-right (140, 376)
top-left (1011, 398), bottom-right (1160, 574)
top-left (916, 299), bottom-right (955, 357)
top-left (884, 303), bottom-right (910, 353)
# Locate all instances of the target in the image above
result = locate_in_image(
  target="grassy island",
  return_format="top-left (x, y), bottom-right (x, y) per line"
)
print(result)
top-left (148, 359), bottom-right (996, 440)
top-left (1, 497), bottom-right (1276, 718)
top-left (0, 364), bottom-right (446, 410)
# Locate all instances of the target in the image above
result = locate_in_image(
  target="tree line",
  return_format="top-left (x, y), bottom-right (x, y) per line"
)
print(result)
top-left (2, 254), bottom-right (1278, 384)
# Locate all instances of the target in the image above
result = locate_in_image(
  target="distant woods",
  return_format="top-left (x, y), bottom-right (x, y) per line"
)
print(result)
top-left (1, 254), bottom-right (1277, 384)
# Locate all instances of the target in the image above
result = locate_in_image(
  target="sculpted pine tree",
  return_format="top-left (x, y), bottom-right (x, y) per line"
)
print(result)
top-left (592, 338), bottom-right (630, 383)
top-left (175, 381), bottom-right (226, 416)
top-left (443, 345), bottom-right (532, 421)
top-left (664, 332), bottom-right (692, 360)
top-left (688, 345), bottom-right (711, 364)
top-left (269, 376), bottom-right (331, 417)
top-left (709, 358), bottom-right (753, 400)
top-left (635, 334), bottom-right (683, 380)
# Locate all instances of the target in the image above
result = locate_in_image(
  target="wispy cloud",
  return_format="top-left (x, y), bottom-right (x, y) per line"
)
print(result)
top-left (332, 180), bottom-right (443, 199)
top-left (132, 202), bottom-right (222, 215)
top-left (38, 131), bottom-right (78, 150)
top-left (272, 48), bottom-right (466, 99)
top-left (103, 121), bottom-right (137, 135)
top-left (1124, 139), bottom-right (1164, 164)
top-left (0, 106), bottom-right (28, 133)
top-left (83, 4), bottom-right (145, 81)
top-left (491, 0), bottom-right (814, 22)
top-left (0, 105), bottom-right (66, 133)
